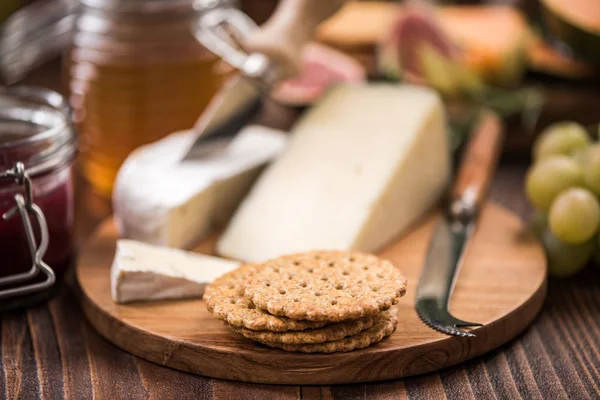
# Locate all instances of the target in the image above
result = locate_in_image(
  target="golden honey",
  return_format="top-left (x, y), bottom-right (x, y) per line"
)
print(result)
top-left (67, 1), bottom-right (229, 196)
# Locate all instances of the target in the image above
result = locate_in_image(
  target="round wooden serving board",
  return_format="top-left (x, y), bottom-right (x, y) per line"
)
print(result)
top-left (77, 203), bottom-right (547, 385)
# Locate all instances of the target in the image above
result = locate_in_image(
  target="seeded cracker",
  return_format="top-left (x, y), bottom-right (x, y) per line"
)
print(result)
top-left (255, 308), bottom-right (398, 353)
top-left (204, 264), bottom-right (327, 332)
top-left (229, 315), bottom-right (374, 345)
top-left (244, 250), bottom-right (407, 322)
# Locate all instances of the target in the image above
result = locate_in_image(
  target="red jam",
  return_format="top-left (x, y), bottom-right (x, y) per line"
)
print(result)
top-left (0, 165), bottom-right (75, 281)
top-left (0, 86), bottom-right (77, 305)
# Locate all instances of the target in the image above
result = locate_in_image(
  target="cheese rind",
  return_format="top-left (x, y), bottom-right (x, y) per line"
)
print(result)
top-left (111, 239), bottom-right (239, 304)
top-left (113, 126), bottom-right (288, 249)
top-left (217, 83), bottom-right (450, 262)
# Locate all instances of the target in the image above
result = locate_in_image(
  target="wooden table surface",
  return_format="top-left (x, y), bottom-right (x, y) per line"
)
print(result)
top-left (1, 162), bottom-right (599, 399)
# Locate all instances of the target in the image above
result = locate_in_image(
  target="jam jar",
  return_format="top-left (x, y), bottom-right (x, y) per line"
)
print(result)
top-left (0, 86), bottom-right (76, 308)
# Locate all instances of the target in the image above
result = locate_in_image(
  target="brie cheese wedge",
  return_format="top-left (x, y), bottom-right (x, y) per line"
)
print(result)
top-left (113, 125), bottom-right (288, 249)
top-left (111, 239), bottom-right (239, 304)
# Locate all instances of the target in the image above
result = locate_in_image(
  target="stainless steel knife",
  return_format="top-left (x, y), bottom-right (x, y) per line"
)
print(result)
top-left (415, 111), bottom-right (504, 337)
top-left (184, 0), bottom-right (348, 160)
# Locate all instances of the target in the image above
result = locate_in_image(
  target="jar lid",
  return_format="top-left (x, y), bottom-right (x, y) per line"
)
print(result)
top-left (0, 87), bottom-right (76, 177)
top-left (0, 0), bottom-right (238, 83)
top-left (82, 0), bottom-right (237, 14)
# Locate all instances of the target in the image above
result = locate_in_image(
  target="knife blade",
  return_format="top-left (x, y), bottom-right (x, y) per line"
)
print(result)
top-left (184, 0), bottom-right (349, 159)
top-left (415, 110), bottom-right (504, 337)
top-left (183, 75), bottom-right (262, 160)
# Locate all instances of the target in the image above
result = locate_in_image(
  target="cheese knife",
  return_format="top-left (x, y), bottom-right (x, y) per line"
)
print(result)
top-left (184, 0), bottom-right (347, 159)
top-left (415, 110), bottom-right (504, 337)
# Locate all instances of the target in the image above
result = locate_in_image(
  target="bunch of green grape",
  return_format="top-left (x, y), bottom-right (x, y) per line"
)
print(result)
top-left (526, 121), bottom-right (600, 277)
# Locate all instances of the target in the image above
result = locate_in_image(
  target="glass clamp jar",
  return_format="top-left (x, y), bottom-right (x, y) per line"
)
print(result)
top-left (0, 0), bottom-right (238, 197)
top-left (0, 86), bottom-right (76, 308)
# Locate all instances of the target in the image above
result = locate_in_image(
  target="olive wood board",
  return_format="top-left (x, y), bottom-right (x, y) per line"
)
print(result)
top-left (76, 203), bottom-right (547, 385)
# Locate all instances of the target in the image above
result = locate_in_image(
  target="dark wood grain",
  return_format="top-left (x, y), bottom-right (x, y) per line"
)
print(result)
top-left (1, 164), bottom-right (600, 398)
top-left (2, 312), bottom-right (41, 399)
top-left (27, 305), bottom-right (64, 399)
top-left (47, 286), bottom-right (94, 400)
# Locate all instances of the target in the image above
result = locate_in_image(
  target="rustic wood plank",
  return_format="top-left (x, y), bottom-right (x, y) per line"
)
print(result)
top-left (0, 319), bottom-right (6, 400)
top-left (134, 357), bottom-right (212, 400)
top-left (574, 277), bottom-right (600, 339)
top-left (547, 296), bottom-right (600, 398)
top-left (568, 277), bottom-right (600, 358)
top-left (301, 386), bottom-right (336, 400)
top-left (330, 383), bottom-right (367, 400)
top-left (439, 366), bottom-right (475, 400)
top-left (504, 340), bottom-right (543, 400)
top-left (320, 387), bottom-right (334, 400)
top-left (558, 286), bottom-right (600, 385)
top-left (535, 313), bottom-right (591, 398)
top-left (1, 312), bottom-right (41, 399)
top-left (82, 319), bottom-right (149, 399)
top-left (211, 379), bottom-right (300, 400)
top-left (464, 359), bottom-right (496, 399)
top-left (48, 286), bottom-right (94, 400)
top-left (520, 325), bottom-right (569, 399)
top-left (404, 374), bottom-right (447, 400)
top-left (365, 381), bottom-right (408, 400)
top-left (483, 352), bottom-right (521, 399)
top-left (27, 305), bottom-right (65, 400)
top-left (300, 386), bottom-right (327, 400)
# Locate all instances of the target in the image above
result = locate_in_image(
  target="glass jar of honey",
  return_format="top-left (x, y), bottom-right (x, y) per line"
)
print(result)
top-left (70, 0), bottom-right (234, 196)
top-left (0, 86), bottom-right (76, 309)
top-left (0, 0), bottom-right (235, 197)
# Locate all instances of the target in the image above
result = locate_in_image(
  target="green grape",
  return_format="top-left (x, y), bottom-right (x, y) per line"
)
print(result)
top-left (533, 121), bottom-right (590, 161)
top-left (529, 212), bottom-right (547, 239)
top-left (542, 229), bottom-right (594, 278)
top-left (525, 156), bottom-right (584, 213)
top-left (549, 188), bottom-right (600, 244)
top-left (583, 145), bottom-right (600, 196)
top-left (572, 148), bottom-right (590, 165)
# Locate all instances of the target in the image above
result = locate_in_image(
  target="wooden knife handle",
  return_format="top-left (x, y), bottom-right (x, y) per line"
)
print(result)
top-left (244, 0), bottom-right (347, 79)
top-left (451, 110), bottom-right (504, 211)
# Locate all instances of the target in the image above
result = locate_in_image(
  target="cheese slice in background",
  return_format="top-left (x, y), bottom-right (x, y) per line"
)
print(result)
top-left (218, 83), bottom-right (450, 262)
top-left (111, 239), bottom-right (239, 304)
top-left (113, 126), bottom-right (288, 249)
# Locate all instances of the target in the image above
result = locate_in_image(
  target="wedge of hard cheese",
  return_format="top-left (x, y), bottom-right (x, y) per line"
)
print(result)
top-left (218, 83), bottom-right (450, 262)
top-left (111, 239), bottom-right (239, 304)
top-left (113, 126), bottom-right (288, 249)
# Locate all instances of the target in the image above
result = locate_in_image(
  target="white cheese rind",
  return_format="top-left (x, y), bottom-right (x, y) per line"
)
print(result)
top-left (113, 126), bottom-right (288, 249)
top-left (217, 83), bottom-right (450, 262)
top-left (111, 239), bottom-right (239, 304)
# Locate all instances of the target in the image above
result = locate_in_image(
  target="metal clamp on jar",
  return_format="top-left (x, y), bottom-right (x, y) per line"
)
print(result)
top-left (0, 86), bottom-right (76, 308)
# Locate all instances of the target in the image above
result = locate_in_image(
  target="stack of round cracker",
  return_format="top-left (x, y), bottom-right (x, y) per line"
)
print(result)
top-left (204, 250), bottom-right (407, 353)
